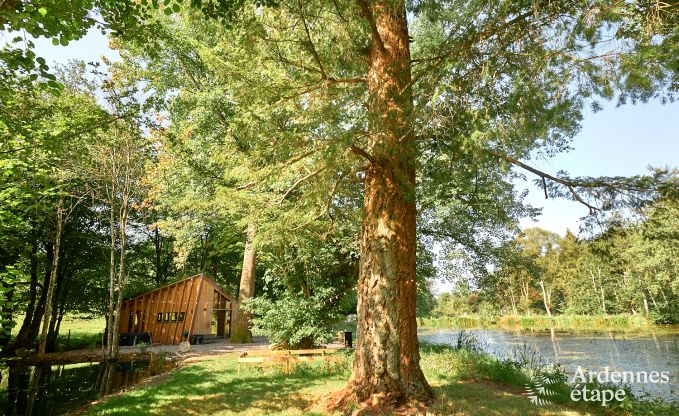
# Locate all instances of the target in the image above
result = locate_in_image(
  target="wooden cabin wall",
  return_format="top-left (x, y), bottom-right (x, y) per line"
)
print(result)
top-left (117, 275), bottom-right (236, 345)
top-left (119, 275), bottom-right (202, 345)
top-left (191, 277), bottom-right (214, 335)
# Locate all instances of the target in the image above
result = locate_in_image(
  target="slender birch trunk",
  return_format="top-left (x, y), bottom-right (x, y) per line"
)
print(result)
top-left (104, 156), bottom-right (117, 356)
top-left (539, 280), bottom-right (552, 317)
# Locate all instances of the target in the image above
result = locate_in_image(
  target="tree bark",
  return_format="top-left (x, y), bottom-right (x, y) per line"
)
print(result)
top-left (641, 290), bottom-right (650, 316)
top-left (109, 200), bottom-right (129, 360)
top-left (231, 221), bottom-right (256, 343)
top-left (539, 280), bottom-right (552, 317)
top-left (509, 287), bottom-right (518, 315)
top-left (104, 194), bottom-right (117, 355)
top-left (596, 268), bottom-right (607, 315)
top-left (334, 0), bottom-right (432, 407)
top-left (0, 281), bottom-right (15, 350)
top-left (11, 239), bottom-right (40, 351)
top-left (38, 199), bottom-right (64, 355)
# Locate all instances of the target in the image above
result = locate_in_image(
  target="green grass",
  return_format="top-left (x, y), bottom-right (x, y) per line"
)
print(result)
top-left (419, 314), bottom-right (653, 331)
top-left (86, 355), bottom-right (350, 416)
top-left (54, 315), bottom-right (106, 351)
top-left (84, 342), bottom-right (678, 416)
top-left (9, 314), bottom-right (105, 352)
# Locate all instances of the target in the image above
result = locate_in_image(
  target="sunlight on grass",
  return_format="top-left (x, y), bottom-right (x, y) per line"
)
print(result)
top-left (87, 352), bottom-right (600, 416)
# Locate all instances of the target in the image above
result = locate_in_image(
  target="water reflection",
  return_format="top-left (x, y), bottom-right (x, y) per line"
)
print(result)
top-left (0, 359), bottom-right (171, 416)
top-left (419, 327), bottom-right (679, 403)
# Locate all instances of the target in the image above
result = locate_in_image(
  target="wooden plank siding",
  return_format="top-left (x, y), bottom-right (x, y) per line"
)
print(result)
top-left (117, 275), bottom-right (237, 345)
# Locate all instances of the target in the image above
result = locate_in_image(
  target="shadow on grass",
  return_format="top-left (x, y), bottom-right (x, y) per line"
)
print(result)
top-left (89, 353), bottom-right (602, 416)
top-left (87, 358), bottom-right (345, 416)
top-left (428, 379), bottom-right (597, 416)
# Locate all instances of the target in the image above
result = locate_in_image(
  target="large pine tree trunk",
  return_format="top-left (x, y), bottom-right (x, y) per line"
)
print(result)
top-left (335, 0), bottom-right (432, 407)
top-left (231, 221), bottom-right (256, 343)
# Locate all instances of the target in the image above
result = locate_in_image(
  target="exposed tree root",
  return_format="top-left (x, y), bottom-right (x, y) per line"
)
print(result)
top-left (324, 383), bottom-right (433, 415)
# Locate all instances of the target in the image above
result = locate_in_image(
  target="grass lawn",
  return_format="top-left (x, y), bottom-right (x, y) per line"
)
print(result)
top-left (10, 314), bottom-right (105, 352)
top-left (58, 315), bottom-right (106, 335)
top-left (53, 315), bottom-right (106, 351)
top-left (85, 348), bottom-right (609, 416)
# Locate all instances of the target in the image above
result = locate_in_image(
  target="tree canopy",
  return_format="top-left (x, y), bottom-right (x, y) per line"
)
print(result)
top-left (1, 0), bottom-right (678, 409)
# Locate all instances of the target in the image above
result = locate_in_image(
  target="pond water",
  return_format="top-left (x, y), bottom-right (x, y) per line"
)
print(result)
top-left (419, 327), bottom-right (679, 403)
top-left (0, 359), bottom-right (172, 416)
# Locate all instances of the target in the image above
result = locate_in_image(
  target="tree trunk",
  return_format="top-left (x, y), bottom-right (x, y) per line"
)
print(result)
top-left (109, 190), bottom-right (130, 360)
top-left (104, 200), bottom-right (117, 355)
top-left (659, 287), bottom-right (669, 307)
top-left (641, 290), bottom-right (650, 316)
top-left (109, 227), bottom-right (125, 360)
top-left (539, 280), bottom-right (552, 317)
top-left (11, 247), bottom-right (53, 355)
top-left (231, 221), bottom-right (256, 343)
top-left (0, 280), bottom-right (15, 350)
top-left (509, 287), bottom-right (518, 315)
top-left (521, 279), bottom-right (530, 309)
top-left (595, 267), bottom-right (607, 314)
top-left (334, 0), bottom-right (432, 407)
top-left (38, 200), bottom-right (64, 355)
top-left (46, 268), bottom-right (70, 352)
top-left (10, 240), bottom-right (40, 352)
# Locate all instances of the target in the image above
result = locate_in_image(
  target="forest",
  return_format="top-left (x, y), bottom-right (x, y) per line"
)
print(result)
top-left (1, 0), bottom-right (678, 415)
top-left (437, 219), bottom-right (679, 323)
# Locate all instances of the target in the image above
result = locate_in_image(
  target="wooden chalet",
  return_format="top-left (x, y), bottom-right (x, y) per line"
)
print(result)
top-left (118, 274), bottom-right (237, 345)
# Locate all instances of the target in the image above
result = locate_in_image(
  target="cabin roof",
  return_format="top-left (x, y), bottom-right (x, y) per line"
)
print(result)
top-left (122, 274), bottom-right (237, 305)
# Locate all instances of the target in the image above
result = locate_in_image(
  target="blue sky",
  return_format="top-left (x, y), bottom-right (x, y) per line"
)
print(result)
top-left (517, 100), bottom-right (679, 235)
top-left (31, 28), bottom-right (679, 237)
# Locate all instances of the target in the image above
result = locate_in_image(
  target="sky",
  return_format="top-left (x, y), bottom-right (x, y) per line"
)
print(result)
top-left (25, 27), bottom-right (679, 292)
top-left (517, 100), bottom-right (679, 236)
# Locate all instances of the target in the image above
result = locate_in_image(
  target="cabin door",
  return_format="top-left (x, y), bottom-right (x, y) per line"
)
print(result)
top-left (212, 310), bottom-right (229, 337)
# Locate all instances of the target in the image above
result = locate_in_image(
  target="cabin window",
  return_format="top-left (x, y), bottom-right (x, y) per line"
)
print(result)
top-left (171, 312), bottom-right (178, 322)
top-left (178, 312), bottom-right (185, 322)
top-left (163, 312), bottom-right (170, 322)
top-left (157, 313), bottom-right (162, 322)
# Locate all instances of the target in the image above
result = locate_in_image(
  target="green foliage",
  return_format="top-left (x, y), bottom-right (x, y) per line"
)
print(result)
top-left (53, 332), bottom-right (101, 352)
top-left (2, 0), bottom-right (678, 386)
top-left (245, 287), bottom-right (343, 348)
top-left (462, 194), bottom-right (679, 323)
top-left (0, 0), bottom-right (154, 96)
top-left (420, 313), bottom-right (651, 331)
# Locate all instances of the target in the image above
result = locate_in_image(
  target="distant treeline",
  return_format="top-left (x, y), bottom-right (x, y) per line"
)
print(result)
top-left (433, 198), bottom-right (679, 324)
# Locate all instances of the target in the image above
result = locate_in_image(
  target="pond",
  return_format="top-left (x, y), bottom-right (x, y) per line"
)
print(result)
top-left (0, 359), bottom-right (172, 416)
top-left (419, 327), bottom-right (679, 403)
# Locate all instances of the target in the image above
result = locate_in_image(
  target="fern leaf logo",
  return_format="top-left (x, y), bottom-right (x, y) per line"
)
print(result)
top-left (525, 373), bottom-right (560, 406)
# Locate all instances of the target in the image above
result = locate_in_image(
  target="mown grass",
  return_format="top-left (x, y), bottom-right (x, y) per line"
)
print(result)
top-left (419, 314), bottom-right (653, 331)
top-left (85, 342), bottom-right (678, 416)
top-left (10, 315), bottom-right (105, 352)
top-left (54, 315), bottom-right (105, 351)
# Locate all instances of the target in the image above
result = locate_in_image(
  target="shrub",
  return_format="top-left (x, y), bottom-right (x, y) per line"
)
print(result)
top-left (244, 287), bottom-right (342, 349)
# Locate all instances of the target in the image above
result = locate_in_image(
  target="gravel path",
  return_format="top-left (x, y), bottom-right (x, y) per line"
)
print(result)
top-left (10, 337), bottom-right (346, 365)
top-left (124, 336), bottom-right (272, 358)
